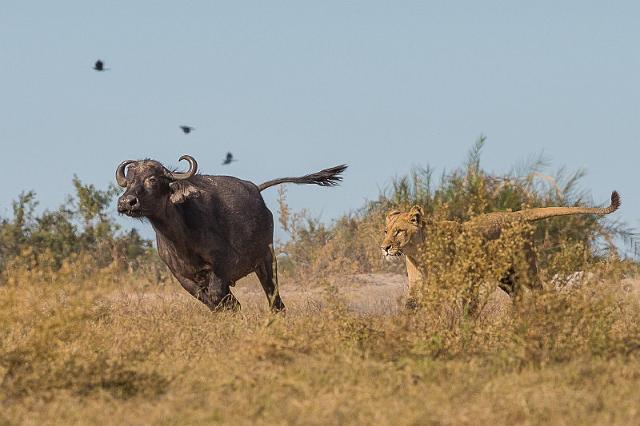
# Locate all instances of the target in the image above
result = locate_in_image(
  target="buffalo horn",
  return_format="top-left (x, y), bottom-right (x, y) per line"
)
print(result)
top-left (115, 160), bottom-right (136, 187)
top-left (166, 155), bottom-right (198, 180)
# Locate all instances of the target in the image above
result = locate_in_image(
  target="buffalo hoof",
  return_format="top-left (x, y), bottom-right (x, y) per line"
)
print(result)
top-left (209, 294), bottom-right (241, 312)
top-left (271, 299), bottom-right (286, 314)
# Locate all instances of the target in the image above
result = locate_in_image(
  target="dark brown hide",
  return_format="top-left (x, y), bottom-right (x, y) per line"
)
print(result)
top-left (117, 158), bottom-right (346, 311)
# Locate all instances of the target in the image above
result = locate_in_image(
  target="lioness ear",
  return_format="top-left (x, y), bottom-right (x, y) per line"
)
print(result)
top-left (386, 210), bottom-right (401, 224)
top-left (169, 181), bottom-right (202, 204)
top-left (409, 205), bottom-right (424, 225)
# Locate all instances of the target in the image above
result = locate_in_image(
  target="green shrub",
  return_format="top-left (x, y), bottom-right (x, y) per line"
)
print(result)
top-left (0, 177), bottom-right (153, 281)
top-left (278, 137), bottom-right (636, 281)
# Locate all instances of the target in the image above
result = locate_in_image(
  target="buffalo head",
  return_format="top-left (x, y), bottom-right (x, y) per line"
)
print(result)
top-left (116, 155), bottom-right (201, 217)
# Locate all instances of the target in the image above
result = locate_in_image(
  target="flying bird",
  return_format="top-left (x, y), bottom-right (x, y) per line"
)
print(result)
top-left (180, 125), bottom-right (195, 134)
top-left (222, 152), bottom-right (237, 165)
top-left (93, 60), bottom-right (109, 71)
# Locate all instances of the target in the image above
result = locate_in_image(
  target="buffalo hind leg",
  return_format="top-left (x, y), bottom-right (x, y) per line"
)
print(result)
top-left (255, 245), bottom-right (286, 312)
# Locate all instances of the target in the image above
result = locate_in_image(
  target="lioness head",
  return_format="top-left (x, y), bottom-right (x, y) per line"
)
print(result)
top-left (380, 205), bottom-right (424, 257)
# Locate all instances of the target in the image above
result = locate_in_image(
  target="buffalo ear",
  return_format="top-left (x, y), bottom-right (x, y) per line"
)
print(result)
top-left (169, 181), bottom-right (202, 204)
top-left (409, 205), bottom-right (424, 225)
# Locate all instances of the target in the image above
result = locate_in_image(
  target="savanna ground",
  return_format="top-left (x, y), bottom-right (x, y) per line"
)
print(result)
top-left (2, 140), bottom-right (640, 425)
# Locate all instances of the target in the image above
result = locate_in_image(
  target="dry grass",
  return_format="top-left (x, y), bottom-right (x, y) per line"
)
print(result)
top-left (2, 146), bottom-right (639, 424)
top-left (2, 260), bottom-right (640, 425)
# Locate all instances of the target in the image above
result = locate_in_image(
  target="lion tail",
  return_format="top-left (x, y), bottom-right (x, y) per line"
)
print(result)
top-left (519, 191), bottom-right (621, 222)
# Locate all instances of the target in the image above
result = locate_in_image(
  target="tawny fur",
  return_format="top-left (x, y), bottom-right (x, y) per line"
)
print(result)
top-left (381, 191), bottom-right (620, 298)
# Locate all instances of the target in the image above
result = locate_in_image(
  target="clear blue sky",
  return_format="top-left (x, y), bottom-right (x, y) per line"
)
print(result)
top-left (1, 1), bottom-right (638, 251)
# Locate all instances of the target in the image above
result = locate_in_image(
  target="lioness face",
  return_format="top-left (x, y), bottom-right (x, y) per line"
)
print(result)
top-left (380, 206), bottom-right (424, 257)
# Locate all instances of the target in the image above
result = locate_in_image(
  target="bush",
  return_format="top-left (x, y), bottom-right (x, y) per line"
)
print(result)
top-left (1, 141), bottom-right (640, 424)
top-left (278, 137), bottom-right (636, 282)
top-left (0, 177), bottom-right (154, 282)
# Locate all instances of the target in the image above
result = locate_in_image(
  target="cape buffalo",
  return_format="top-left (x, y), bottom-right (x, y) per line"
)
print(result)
top-left (116, 155), bottom-right (347, 312)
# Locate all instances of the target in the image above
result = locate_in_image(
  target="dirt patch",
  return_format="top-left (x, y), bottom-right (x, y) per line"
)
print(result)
top-left (107, 273), bottom-right (640, 318)
top-left (107, 272), bottom-right (517, 317)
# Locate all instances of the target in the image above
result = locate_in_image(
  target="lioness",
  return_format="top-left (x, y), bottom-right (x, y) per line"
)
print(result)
top-left (381, 191), bottom-right (620, 299)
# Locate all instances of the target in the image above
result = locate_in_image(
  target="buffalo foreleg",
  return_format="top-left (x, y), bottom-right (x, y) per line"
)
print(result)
top-left (204, 272), bottom-right (240, 311)
top-left (175, 272), bottom-right (240, 311)
top-left (255, 245), bottom-right (286, 312)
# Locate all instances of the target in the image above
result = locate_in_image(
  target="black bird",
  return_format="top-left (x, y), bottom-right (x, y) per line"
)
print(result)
top-left (222, 152), bottom-right (237, 165)
top-left (180, 125), bottom-right (195, 134)
top-left (93, 60), bottom-right (109, 71)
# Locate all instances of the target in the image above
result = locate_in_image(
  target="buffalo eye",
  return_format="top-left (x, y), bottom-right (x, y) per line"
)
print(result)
top-left (144, 176), bottom-right (158, 188)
